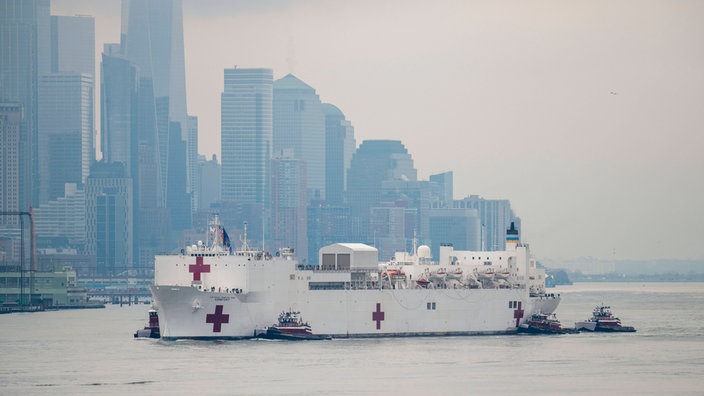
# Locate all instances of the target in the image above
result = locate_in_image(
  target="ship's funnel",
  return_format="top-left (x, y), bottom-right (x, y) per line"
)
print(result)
top-left (506, 222), bottom-right (519, 250)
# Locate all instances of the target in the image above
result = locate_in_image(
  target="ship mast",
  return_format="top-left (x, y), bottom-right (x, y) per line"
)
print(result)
top-left (412, 229), bottom-right (417, 258)
top-left (240, 221), bottom-right (249, 252)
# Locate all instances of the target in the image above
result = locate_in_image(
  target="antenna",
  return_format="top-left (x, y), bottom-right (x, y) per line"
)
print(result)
top-left (412, 229), bottom-right (417, 257)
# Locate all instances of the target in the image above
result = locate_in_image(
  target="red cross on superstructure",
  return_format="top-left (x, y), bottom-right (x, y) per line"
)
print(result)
top-left (514, 301), bottom-right (524, 327)
top-left (372, 303), bottom-right (385, 330)
top-left (189, 256), bottom-right (211, 281)
top-left (206, 305), bottom-right (229, 332)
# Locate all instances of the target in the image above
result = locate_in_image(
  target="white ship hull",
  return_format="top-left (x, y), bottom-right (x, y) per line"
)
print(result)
top-left (152, 284), bottom-right (560, 340)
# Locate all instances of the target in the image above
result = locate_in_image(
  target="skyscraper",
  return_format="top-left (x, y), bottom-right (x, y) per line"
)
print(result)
top-left (428, 208), bottom-right (481, 259)
top-left (34, 183), bottom-right (86, 248)
top-left (120, 0), bottom-right (191, 234)
top-left (121, 0), bottom-right (191, 230)
top-left (38, 15), bottom-right (95, 206)
top-left (50, 15), bottom-right (95, 76)
top-left (100, 44), bottom-right (138, 172)
top-left (378, 179), bottom-right (433, 248)
top-left (454, 195), bottom-right (517, 251)
top-left (38, 73), bottom-right (93, 203)
top-left (370, 205), bottom-right (416, 261)
top-left (86, 162), bottom-right (133, 276)
top-left (347, 140), bottom-right (417, 243)
top-left (0, 0), bottom-right (51, 209)
top-left (322, 103), bottom-right (355, 205)
top-left (96, 0), bottom-right (189, 269)
top-left (270, 149), bottom-right (307, 263)
top-left (197, 154), bottom-right (220, 210)
top-left (0, 103), bottom-right (23, 226)
top-left (187, 115), bottom-right (199, 212)
top-left (221, 68), bottom-right (272, 244)
top-left (273, 74), bottom-right (326, 200)
top-left (307, 204), bottom-right (350, 265)
top-left (429, 171), bottom-right (453, 206)
top-left (221, 68), bottom-right (273, 206)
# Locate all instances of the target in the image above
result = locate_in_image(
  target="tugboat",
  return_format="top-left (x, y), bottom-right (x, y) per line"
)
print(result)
top-left (134, 309), bottom-right (161, 339)
top-left (258, 310), bottom-right (331, 340)
top-left (518, 312), bottom-right (569, 334)
top-left (575, 305), bottom-right (636, 332)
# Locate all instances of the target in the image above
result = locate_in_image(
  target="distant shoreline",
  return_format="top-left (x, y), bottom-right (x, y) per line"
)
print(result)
top-left (564, 275), bottom-right (704, 283)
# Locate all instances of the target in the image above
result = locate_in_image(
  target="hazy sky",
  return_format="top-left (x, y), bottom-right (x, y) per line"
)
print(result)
top-left (51, 0), bottom-right (704, 261)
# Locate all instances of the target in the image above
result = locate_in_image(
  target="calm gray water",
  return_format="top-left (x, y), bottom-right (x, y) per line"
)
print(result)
top-left (2, 282), bottom-right (703, 395)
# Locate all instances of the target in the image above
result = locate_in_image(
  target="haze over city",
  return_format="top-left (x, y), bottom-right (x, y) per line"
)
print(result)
top-left (51, 0), bottom-right (704, 261)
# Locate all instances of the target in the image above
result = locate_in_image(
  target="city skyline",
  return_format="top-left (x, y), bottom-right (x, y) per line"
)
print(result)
top-left (44, 1), bottom-right (704, 261)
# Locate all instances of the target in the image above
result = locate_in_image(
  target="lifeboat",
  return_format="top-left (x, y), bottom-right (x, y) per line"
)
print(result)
top-left (446, 268), bottom-right (463, 280)
top-left (429, 268), bottom-right (447, 282)
top-left (415, 278), bottom-right (431, 288)
top-left (478, 268), bottom-right (495, 280)
top-left (382, 268), bottom-right (406, 280)
top-left (494, 269), bottom-right (510, 280)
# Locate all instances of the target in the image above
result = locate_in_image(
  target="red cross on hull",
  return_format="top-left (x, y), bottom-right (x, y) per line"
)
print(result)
top-left (189, 256), bottom-right (211, 281)
top-left (372, 303), bottom-right (385, 330)
top-left (206, 305), bottom-right (229, 332)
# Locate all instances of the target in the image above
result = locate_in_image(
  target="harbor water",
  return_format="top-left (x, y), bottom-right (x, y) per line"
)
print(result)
top-left (1, 282), bottom-right (703, 395)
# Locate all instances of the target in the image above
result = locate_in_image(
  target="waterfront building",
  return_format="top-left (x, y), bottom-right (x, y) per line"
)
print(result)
top-left (322, 103), bottom-right (355, 205)
top-left (0, 267), bottom-right (89, 308)
top-left (273, 74), bottom-right (326, 200)
top-left (37, 248), bottom-right (96, 277)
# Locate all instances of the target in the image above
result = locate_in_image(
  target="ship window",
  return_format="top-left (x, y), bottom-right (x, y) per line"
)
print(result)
top-left (427, 302), bottom-right (431, 310)
top-left (432, 302), bottom-right (436, 310)
top-left (309, 282), bottom-right (345, 290)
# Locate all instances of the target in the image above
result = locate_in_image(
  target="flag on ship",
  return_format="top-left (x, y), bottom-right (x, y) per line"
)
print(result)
top-left (222, 228), bottom-right (231, 249)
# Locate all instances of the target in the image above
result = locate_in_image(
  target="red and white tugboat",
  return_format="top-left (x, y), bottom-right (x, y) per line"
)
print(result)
top-left (259, 310), bottom-right (330, 340)
top-left (575, 305), bottom-right (636, 332)
top-left (518, 312), bottom-right (569, 334)
top-left (134, 309), bottom-right (161, 339)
